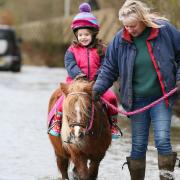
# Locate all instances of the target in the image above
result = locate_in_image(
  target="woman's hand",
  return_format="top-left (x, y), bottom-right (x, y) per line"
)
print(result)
top-left (92, 91), bottom-right (101, 102)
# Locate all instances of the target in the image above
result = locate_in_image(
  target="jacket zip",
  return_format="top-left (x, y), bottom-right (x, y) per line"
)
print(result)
top-left (87, 48), bottom-right (90, 79)
top-left (146, 40), bottom-right (168, 106)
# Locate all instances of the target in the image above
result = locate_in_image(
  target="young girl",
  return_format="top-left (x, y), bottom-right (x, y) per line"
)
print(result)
top-left (48, 2), bottom-right (120, 139)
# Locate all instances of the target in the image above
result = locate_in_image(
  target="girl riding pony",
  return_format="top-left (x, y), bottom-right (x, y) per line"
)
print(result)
top-left (48, 2), bottom-right (120, 139)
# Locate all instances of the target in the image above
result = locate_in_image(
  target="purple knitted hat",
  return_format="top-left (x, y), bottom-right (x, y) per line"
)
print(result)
top-left (71, 2), bottom-right (100, 31)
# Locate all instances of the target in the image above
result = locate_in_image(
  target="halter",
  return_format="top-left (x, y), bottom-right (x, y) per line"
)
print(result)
top-left (68, 92), bottom-right (89, 96)
top-left (67, 91), bottom-right (94, 132)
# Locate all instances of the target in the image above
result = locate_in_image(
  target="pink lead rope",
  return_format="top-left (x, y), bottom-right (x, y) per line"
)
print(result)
top-left (87, 102), bottom-right (95, 131)
top-left (48, 88), bottom-right (177, 125)
top-left (101, 88), bottom-right (177, 116)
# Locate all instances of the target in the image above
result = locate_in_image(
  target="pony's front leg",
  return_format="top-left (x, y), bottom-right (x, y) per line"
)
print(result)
top-left (73, 157), bottom-right (89, 180)
top-left (56, 155), bottom-right (69, 180)
top-left (88, 159), bottom-right (101, 180)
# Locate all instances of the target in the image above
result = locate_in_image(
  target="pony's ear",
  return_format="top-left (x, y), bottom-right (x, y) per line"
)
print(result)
top-left (60, 83), bottom-right (69, 96)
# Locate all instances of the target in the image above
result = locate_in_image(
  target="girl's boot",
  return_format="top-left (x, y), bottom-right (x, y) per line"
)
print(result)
top-left (110, 115), bottom-right (121, 139)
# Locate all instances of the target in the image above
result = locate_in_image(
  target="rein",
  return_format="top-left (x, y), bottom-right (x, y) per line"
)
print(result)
top-left (68, 92), bottom-right (94, 131)
top-left (101, 88), bottom-right (177, 116)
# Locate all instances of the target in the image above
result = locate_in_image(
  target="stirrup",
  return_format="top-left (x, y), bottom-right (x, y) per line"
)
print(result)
top-left (47, 120), bottom-right (60, 133)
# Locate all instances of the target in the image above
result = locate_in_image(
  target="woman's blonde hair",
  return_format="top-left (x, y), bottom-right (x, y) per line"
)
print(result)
top-left (119, 0), bottom-right (168, 28)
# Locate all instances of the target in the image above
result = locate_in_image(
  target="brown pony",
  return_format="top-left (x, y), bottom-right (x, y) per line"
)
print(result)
top-left (48, 80), bottom-right (112, 180)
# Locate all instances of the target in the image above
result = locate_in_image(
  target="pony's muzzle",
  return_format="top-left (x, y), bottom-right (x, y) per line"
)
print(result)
top-left (70, 126), bottom-right (86, 140)
top-left (78, 131), bottom-right (85, 139)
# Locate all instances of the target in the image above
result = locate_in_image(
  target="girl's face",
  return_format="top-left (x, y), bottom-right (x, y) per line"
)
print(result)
top-left (123, 20), bottom-right (146, 37)
top-left (77, 29), bottom-right (92, 46)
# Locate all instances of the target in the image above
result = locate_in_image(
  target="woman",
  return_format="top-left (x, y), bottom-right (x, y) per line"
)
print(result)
top-left (92, 0), bottom-right (180, 179)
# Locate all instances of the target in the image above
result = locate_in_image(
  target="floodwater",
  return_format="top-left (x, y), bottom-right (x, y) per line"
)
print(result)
top-left (0, 66), bottom-right (179, 180)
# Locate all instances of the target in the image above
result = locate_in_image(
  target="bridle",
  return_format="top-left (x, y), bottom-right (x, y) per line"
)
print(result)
top-left (67, 92), bottom-right (95, 132)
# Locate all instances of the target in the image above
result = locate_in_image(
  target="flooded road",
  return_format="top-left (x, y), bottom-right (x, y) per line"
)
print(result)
top-left (0, 66), bottom-right (179, 180)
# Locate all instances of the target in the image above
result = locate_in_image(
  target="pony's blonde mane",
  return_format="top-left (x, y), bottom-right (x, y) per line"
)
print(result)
top-left (68, 80), bottom-right (92, 93)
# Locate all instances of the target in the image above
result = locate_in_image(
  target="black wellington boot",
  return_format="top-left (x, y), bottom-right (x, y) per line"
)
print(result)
top-left (126, 156), bottom-right (146, 180)
top-left (158, 152), bottom-right (177, 180)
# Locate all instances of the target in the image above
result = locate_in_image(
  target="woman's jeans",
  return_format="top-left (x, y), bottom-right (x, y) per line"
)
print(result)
top-left (130, 97), bottom-right (172, 159)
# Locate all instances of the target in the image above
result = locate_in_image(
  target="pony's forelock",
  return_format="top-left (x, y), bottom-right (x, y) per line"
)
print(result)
top-left (63, 94), bottom-right (91, 121)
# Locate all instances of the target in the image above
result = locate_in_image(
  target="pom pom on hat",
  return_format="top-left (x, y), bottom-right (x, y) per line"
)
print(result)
top-left (79, 3), bottom-right (91, 13)
top-left (71, 2), bottom-right (99, 31)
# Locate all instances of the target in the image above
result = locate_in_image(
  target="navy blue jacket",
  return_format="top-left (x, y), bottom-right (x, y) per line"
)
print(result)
top-left (93, 20), bottom-right (180, 111)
